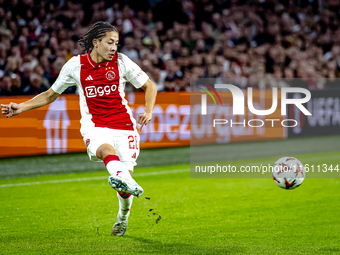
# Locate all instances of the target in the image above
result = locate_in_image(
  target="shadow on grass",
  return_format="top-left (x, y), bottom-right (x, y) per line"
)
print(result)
top-left (124, 235), bottom-right (244, 254)
top-left (320, 248), bottom-right (340, 253)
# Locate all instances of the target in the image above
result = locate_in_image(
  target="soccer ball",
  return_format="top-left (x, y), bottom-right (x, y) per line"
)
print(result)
top-left (272, 157), bottom-right (305, 190)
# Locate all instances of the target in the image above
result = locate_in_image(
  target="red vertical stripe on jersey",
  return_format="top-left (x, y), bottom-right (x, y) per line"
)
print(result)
top-left (80, 52), bottom-right (134, 131)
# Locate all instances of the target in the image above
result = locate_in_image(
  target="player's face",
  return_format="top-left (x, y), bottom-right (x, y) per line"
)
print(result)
top-left (97, 31), bottom-right (119, 61)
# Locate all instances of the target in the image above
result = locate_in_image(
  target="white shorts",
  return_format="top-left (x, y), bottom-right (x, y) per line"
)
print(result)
top-left (83, 127), bottom-right (140, 171)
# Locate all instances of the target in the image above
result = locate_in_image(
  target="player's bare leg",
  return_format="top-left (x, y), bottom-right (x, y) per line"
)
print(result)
top-left (96, 144), bottom-right (142, 236)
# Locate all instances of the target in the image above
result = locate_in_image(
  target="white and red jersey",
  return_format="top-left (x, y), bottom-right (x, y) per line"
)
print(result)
top-left (51, 52), bottom-right (149, 136)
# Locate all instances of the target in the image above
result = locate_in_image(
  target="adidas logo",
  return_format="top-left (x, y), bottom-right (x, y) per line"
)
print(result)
top-left (85, 75), bottom-right (93, 81)
top-left (132, 152), bottom-right (136, 159)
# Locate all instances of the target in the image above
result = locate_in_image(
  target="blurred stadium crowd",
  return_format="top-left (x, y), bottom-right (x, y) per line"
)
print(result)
top-left (0, 0), bottom-right (340, 96)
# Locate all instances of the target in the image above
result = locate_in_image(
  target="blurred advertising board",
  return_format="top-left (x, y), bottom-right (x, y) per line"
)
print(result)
top-left (0, 91), bottom-right (286, 158)
top-left (190, 89), bottom-right (285, 146)
top-left (287, 90), bottom-right (340, 137)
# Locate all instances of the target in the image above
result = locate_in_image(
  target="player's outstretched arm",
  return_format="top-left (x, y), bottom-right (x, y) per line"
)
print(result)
top-left (1, 88), bottom-right (60, 118)
top-left (138, 79), bottom-right (157, 130)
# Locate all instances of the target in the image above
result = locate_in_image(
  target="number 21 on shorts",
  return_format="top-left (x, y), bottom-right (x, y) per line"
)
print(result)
top-left (128, 135), bottom-right (138, 150)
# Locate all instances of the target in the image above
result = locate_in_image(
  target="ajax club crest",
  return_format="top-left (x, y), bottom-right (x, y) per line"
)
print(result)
top-left (106, 70), bottom-right (116, 80)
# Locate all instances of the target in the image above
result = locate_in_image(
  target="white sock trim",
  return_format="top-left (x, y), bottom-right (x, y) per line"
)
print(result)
top-left (117, 192), bottom-right (133, 220)
top-left (106, 160), bottom-right (132, 180)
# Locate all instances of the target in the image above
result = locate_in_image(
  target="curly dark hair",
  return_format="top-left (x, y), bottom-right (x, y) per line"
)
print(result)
top-left (78, 21), bottom-right (118, 53)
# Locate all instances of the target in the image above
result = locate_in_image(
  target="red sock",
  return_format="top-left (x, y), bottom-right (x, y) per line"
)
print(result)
top-left (104, 155), bottom-right (131, 179)
top-left (118, 191), bottom-right (131, 199)
top-left (104, 155), bottom-right (120, 166)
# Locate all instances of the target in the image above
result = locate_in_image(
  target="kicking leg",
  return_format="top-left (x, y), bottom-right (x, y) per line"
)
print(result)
top-left (97, 144), bottom-right (131, 179)
top-left (96, 145), bottom-right (141, 236)
top-left (97, 144), bottom-right (143, 197)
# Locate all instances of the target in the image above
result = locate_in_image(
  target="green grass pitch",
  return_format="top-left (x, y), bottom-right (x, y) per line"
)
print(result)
top-left (0, 136), bottom-right (339, 254)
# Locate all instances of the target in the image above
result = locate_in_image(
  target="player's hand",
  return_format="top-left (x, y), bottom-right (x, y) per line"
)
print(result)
top-left (1, 103), bottom-right (22, 118)
top-left (137, 112), bottom-right (152, 130)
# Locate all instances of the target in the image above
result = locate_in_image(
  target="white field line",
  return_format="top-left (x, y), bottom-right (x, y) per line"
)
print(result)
top-left (0, 168), bottom-right (189, 188)
top-left (1, 153), bottom-right (338, 188)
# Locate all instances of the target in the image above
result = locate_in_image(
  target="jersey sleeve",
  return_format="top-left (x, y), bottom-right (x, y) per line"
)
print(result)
top-left (120, 53), bottom-right (149, 89)
top-left (51, 57), bottom-right (77, 94)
